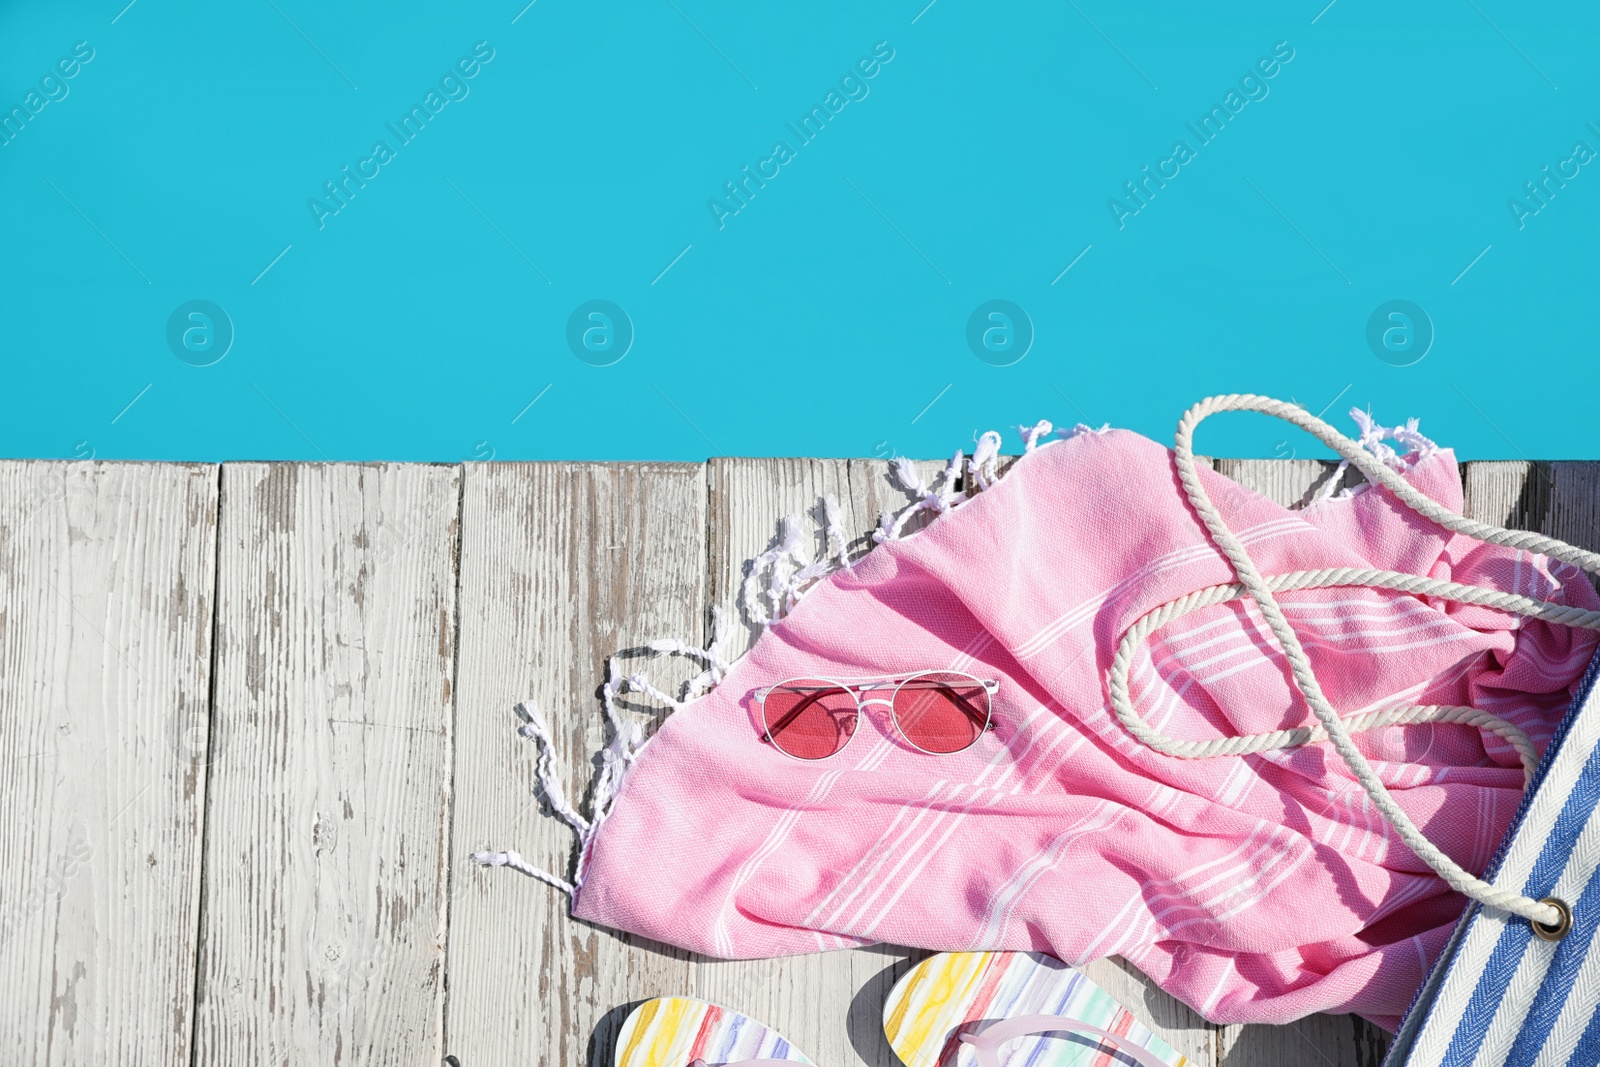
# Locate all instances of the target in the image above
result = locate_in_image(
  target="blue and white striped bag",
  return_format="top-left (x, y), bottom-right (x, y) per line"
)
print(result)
top-left (1386, 647), bottom-right (1600, 1066)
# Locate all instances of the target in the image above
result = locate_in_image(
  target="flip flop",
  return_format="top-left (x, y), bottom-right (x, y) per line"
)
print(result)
top-left (615, 996), bottom-right (815, 1067)
top-left (882, 951), bottom-right (1191, 1067)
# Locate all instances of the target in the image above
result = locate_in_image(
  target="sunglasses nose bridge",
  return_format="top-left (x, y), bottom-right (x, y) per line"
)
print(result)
top-left (857, 696), bottom-right (895, 710)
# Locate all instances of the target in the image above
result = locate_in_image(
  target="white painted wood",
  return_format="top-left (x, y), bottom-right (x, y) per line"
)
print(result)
top-left (442, 463), bottom-right (705, 1067)
top-left (0, 461), bottom-right (218, 1066)
top-left (192, 464), bottom-right (459, 1066)
top-left (27, 456), bottom-right (1595, 1067)
top-left (1463, 461), bottom-right (1539, 530)
top-left (707, 457), bottom-right (948, 659)
top-left (1218, 1014), bottom-right (1390, 1067)
top-left (1464, 461), bottom-right (1600, 555)
top-left (1214, 457), bottom-right (1351, 510)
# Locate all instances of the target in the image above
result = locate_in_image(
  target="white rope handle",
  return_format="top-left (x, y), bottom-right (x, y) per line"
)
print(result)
top-left (1110, 394), bottom-right (1600, 929)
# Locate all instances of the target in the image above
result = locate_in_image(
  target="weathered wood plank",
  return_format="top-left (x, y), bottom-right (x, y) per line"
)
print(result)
top-left (1463, 461), bottom-right (1600, 556)
top-left (1218, 1014), bottom-right (1390, 1067)
top-left (0, 462), bottom-right (218, 1066)
top-left (442, 463), bottom-right (705, 1067)
top-left (26, 455), bottom-right (1600, 1067)
top-left (192, 464), bottom-right (458, 1066)
top-left (707, 457), bottom-right (947, 658)
top-left (1215, 457), bottom-right (1354, 510)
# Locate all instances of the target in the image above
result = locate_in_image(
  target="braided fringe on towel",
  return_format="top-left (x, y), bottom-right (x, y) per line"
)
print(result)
top-left (1308, 408), bottom-right (1440, 505)
top-left (739, 421), bottom-right (1114, 631)
top-left (472, 608), bottom-right (734, 897)
top-left (740, 455), bottom-right (982, 627)
top-left (871, 422), bottom-right (1108, 546)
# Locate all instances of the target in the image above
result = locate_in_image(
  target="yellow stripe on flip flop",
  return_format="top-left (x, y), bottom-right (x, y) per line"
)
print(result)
top-left (617, 996), bottom-right (819, 1067)
top-left (617, 996), bottom-right (666, 1067)
top-left (886, 951), bottom-right (996, 1067)
top-left (619, 997), bottom-right (703, 1067)
top-left (884, 952), bottom-right (1194, 1067)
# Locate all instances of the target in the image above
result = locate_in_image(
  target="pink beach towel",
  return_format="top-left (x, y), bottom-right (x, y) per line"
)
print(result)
top-left (493, 409), bottom-right (1599, 1028)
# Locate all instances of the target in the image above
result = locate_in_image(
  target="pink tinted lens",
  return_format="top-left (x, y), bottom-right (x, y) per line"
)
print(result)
top-left (892, 672), bottom-right (990, 754)
top-left (763, 680), bottom-right (858, 760)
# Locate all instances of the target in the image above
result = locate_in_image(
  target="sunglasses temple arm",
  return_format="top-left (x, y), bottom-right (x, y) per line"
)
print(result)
top-left (946, 689), bottom-right (993, 729)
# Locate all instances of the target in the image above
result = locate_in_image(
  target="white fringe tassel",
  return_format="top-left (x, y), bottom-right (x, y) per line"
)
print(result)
top-left (1310, 408), bottom-right (1440, 506)
top-left (968, 430), bottom-right (1003, 491)
top-left (471, 608), bottom-right (735, 899)
top-left (868, 422), bottom-right (1110, 553)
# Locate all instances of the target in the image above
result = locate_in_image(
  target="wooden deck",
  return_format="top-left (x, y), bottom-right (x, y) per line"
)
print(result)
top-left (3, 456), bottom-right (1597, 1067)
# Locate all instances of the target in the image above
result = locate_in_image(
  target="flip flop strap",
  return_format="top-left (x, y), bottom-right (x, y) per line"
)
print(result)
top-left (957, 1014), bottom-right (1170, 1067)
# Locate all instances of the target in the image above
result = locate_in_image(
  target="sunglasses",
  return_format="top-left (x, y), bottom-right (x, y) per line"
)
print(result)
top-left (754, 671), bottom-right (999, 761)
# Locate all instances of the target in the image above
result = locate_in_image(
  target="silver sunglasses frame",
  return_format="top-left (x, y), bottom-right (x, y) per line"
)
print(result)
top-left (754, 671), bottom-right (999, 761)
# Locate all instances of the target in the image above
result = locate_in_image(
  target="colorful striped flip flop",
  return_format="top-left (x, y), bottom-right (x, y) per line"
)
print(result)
top-left (615, 996), bottom-right (815, 1067)
top-left (882, 951), bottom-right (1191, 1067)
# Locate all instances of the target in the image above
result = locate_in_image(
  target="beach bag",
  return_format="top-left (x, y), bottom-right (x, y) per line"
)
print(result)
top-left (1383, 647), bottom-right (1600, 1065)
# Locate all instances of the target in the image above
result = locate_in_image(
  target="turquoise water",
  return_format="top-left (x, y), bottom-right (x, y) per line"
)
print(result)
top-left (3, 1), bottom-right (1597, 462)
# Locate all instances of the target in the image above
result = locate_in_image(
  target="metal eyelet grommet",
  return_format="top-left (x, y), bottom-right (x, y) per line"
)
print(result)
top-left (1531, 897), bottom-right (1573, 942)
